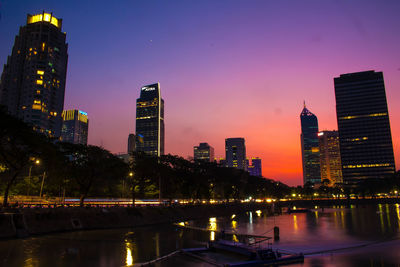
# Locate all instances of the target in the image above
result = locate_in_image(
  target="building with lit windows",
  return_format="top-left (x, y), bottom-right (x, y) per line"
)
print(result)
top-left (247, 157), bottom-right (262, 177)
top-left (318, 131), bottom-right (342, 185)
top-left (61, 110), bottom-right (88, 145)
top-left (0, 12), bottom-right (68, 137)
top-left (300, 103), bottom-right (321, 185)
top-left (225, 138), bottom-right (246, 170)
top-left (334, 71), bottom-right (395, 183)
top-left (194, 143), bottom-right (214, 162)
top-left (135, 83), bottom-right (164, 156)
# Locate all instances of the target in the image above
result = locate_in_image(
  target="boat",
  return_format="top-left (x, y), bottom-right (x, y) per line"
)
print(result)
top-left (181, 239), bottom-right (304, 266)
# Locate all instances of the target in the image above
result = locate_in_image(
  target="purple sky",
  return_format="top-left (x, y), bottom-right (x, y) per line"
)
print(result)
top-left (1, 0), bottom-right (400, 186)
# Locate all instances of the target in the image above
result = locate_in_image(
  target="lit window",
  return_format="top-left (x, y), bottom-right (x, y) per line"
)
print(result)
top-left (36, 80), bottom-right (43, 85)
top-left (37, 70), bottom-right (44, 75)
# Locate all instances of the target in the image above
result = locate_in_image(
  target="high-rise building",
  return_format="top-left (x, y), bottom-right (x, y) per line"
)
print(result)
top-left (318, 131), bottom-right (342, 185)
top-left (300, 103), bottom-right (321, 185)
top-left (135, 83), bottom-right (164, 156)
top-left (194, 143), bottom-right (214, 162)
top-left (334, 71), bottom-right (395, 183)
top-left (61, 110), bottom-right (88, 145)
top-left (0, 12), bottom-right (68, 137)
top-left (247, 157), bottom-right (262, 177)
top-left (128, 133), bottom-right (136, 153)
top-left (225, 138), bottom-right (246, 170)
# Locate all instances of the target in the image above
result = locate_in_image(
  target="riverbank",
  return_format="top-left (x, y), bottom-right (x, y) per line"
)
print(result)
top-left (0, 202), bottom-right (273, 239)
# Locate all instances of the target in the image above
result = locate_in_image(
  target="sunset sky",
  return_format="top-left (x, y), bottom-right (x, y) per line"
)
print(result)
top-left (1, 0), bottom-right (400, 186)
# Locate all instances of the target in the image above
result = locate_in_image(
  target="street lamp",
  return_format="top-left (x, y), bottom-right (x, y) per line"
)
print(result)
top-left (27, 158), bottom-right (40, 197)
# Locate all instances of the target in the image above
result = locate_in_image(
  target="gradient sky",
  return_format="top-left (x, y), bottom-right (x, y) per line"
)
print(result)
top-left (1, 0), bottom-right (400, 186)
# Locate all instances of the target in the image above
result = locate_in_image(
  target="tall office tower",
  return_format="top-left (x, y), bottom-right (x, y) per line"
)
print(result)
top-left (225, 138), bottom-right (247, 170)
top-left (334, 71), bottom-right (395, 183)
top-left (300, 103), bottom-right (321, 185)
top-left (0, 12), bottom-right (68, 137)
top-left (61, 110), bottom-right (88, 145)
top-left (135, 83), bottom-right (164, 156)
top-left (318, 131), bottom-right (342, 185)
top-left (194, 142), bottom-right (215, 162)
top-left (247, 157), bottom-right (262, 177)
top-left (127, 133), bottom-right (136, 153)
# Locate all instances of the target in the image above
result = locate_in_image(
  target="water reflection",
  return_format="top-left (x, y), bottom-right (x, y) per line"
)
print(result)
top-left (0, 204), bottom-right (400, 267)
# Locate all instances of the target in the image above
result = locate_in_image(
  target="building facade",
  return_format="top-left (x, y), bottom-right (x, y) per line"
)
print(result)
top-left (0, 12), bottom-right (68, 137)
top-left (300, 103), bottom-right (321, 185)
top-left (247, 157), bottom-right (262, 177)
top-left (225, 138), bottom-right (247, 170)
top-left (128, 133), bottom-right (136, 153)
top-left (194, 142), bottom-right (214, 162)
top-left (334, 71), bottom-right (395, 183)
top-left (318, 131), bottom-right (342, 185)
top-left (135, 83), bottom-right (164, 156)
top-left (61, 109), bottom-right (88, 145)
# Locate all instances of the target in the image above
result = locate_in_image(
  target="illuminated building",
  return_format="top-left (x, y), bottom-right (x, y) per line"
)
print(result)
top-left (300, 102), bottom-right (321, 185)
top-left (194, 143), bottom-right (214, 162)
top-left (247, 157), bottom-right (262, 177)
top-left (0, 12), bottom-right (68, 137)
top-left (225, 138), bottom-right (247, 170)
top-left (61, 110), bottom-right (88, 145)
top-left (318, 131), bottom-right (342, 185)
top-left (334, 71), bottom-right (395, 183)
top-left (135, 83), bottom-right (164, 156)
top-left (128, 133), bottom-right (136, 153)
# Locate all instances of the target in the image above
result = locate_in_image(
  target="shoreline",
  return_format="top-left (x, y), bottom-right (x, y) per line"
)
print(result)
top-left (1, 198), bottom-right (399, 240)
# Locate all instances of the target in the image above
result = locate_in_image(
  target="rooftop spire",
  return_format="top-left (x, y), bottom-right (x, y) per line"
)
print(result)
top-left (303, 100), bottom-right (306, 108)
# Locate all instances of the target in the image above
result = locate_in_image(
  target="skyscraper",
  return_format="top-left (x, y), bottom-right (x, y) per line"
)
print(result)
top-left (61, 110), bottom-right (88, 145)
top-left (128, 133), bottom-right (136, 153)
top-left (247, 157), bottom-right (262, 177)
top-left (0, 12), bottom-right (68, 137)
top-left (318, 131), bottom-right (342, 185)
top-left (334, 71), bottom-right (395, 183)
top-left (194, 142), bottom-right (214, 162)
top-left (300, 103), bottom-right (321, 185)
top-left (135, 83), bottom-right (164, 156)
top-left (225, 138), bottom-right (247, 170)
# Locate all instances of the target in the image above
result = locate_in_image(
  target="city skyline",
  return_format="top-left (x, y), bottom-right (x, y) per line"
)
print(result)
top-left (1, 1), bottom-right (400, 185)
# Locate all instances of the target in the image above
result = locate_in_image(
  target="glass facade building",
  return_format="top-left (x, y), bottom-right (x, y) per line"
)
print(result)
top-left (0, 12), bottom-right (68, 137)
top-left (225, 138), bottom-right (247, 170)
top-left (194, 143), bottom-right (214, 162)
top-left (318, 130), bottom-right (342, 185)
top-left (135, 83), bottom-right (164, 156)
top-left (334, 71), bottom-right (395, 183)
top-left (61, 109), bottom-right (88, 145)
top-left (300, 103), bottom-right (321, 185)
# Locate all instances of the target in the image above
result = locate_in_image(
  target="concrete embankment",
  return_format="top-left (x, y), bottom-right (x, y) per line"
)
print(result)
top-left (0, 203), bottom-right (273, 239)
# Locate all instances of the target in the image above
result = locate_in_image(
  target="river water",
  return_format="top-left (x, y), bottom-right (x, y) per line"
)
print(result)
top-left (1, 204), bottom-right (400, 266)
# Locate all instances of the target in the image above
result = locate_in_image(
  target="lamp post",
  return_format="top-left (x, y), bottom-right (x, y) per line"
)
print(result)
top-left (27, 159), bottom-right (40, 198)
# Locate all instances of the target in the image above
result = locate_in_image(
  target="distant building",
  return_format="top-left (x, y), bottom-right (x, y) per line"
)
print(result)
top-left (0, 12), bottom-right (68, 137)
top-left (215, 157), bottom-right (226, 167)
top-left (225, 138), bottom-right (247, 170)
top-left (61, 110), bottom-right (88, 145)
top-left (135, 83), bottom-right (164, 156)
top-left (194, 143), bottom-right (214, 162)
top-left (334, 71), bottom-right (396, 183)
top-left (300, 103), bottom-right (321, 185)
top-left (128, 133), bottom-right (136, 153)
top-left (318, 131), bottom-right (342, 185)
top-left (247, 157), bottom-right (262, 177)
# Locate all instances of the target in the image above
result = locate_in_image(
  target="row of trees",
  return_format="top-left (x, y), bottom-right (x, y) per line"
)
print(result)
top-left (0, 108), bottom-right (290, 207)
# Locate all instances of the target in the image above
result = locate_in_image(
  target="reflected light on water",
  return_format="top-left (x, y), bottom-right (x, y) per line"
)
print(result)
top-left (293, 215), bottom-right (298, 231)
top-left (126, 244), bottom-right (133, 266)
top-left (256, 210), bottom-right (262, 217)
top-left (379, 204), bottom-right (385, 233)
top-left (396, 204), bottom-right (400, 230)
top-left (210, 231), bottom-right (215, 241)
top-left (209, 217), bottom-right (217, 231)
top-left (249, 211), bottom-right (253, 224)
top-left (232, 220), bottom-right (237, 229)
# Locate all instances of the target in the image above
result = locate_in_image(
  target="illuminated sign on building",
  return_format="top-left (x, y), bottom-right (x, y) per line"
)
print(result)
top-left (141, 87), bottom-right (156, 92)
top-left (27, 13), bottom-right (60, 28)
